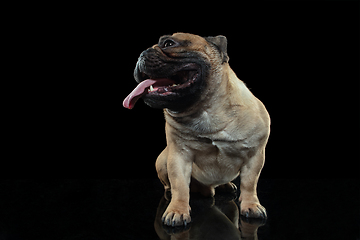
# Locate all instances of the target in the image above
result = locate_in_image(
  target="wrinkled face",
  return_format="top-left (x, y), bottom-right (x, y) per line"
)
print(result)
top-left (123, 33), bottom-right (228, 112)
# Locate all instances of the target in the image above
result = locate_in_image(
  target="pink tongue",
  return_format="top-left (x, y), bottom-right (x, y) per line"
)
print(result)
top-left (123, 79), bottom-right (175, 109)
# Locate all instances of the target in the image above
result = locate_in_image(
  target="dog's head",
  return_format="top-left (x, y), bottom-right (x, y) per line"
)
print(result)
top-left (123, 33), bottom-right (229, 112)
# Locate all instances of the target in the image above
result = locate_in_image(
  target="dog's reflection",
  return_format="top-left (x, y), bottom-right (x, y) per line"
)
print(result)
top-left (154, 194), bottom-right (265, 240)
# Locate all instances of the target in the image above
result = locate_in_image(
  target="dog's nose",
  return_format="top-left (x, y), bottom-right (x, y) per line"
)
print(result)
top-left (138, 48), bottom-right (164, 68)
top-left (140, 48), bottom-right (157, 58)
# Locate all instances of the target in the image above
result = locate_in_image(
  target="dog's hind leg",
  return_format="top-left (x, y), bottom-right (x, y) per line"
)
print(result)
top-left (190, 177), bottom-right (215, 197)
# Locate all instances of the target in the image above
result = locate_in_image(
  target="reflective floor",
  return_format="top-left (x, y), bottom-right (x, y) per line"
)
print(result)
top-left (0, 179), bottom-right (358, 240)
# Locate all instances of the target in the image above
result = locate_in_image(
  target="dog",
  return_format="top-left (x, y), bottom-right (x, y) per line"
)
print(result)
top-left (123, 33), bottom-right (270, 226)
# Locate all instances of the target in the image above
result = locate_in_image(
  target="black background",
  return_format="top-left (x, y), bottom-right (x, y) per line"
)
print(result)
top-left (3, 2), bottom-right (359, 239)
top-left (16, 1), bottom-right (357, 180)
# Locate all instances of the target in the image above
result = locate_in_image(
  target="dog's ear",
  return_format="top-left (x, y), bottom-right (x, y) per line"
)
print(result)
top-left (205, 35), bottom-right (229, 63)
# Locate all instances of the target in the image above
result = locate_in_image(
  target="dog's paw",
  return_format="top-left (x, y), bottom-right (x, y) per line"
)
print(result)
top-left (240, 201), bottom-right (267, 219)
top-left (216, 182), bottom-right (237, 193)
top-left (215, 182), bottom-right (238, 200)
top-left (162, 201), bottom-right (191, 227)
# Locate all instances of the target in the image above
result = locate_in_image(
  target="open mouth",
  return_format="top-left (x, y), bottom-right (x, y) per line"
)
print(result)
top-left (141, 63), bottom-right (201, 95)
top-left (123, 63), bottom-right (201, 109)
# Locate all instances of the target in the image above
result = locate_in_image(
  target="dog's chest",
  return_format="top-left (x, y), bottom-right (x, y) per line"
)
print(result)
top-left (195, 134), bottom-right (251, 159)
top-left (190, 135), bottom-right (254, 186)
top-left (191, 140), bottom-right (242, 185)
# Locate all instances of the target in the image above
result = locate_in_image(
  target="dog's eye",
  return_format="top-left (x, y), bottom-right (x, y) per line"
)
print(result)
top-left (163, 39), bottom-right (176, 48)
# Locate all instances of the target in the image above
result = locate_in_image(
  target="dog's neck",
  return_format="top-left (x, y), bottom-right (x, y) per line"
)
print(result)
top-left (164, 64), bottom-right (255, 135)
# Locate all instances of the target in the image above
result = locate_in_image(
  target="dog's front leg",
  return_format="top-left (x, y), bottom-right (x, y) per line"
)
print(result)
top-left (239, 147), bottom-right (267, 219)
top-left (162, 145), bottom-right (192, 227)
